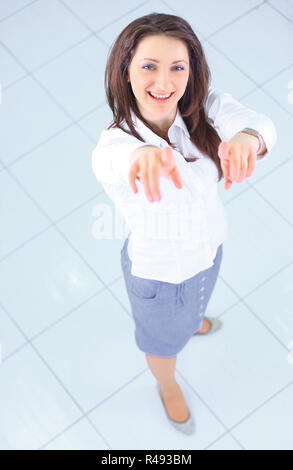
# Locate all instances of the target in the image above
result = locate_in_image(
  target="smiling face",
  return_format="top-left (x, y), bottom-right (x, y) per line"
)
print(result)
top-left (127, 35), bottom-right (190, 136)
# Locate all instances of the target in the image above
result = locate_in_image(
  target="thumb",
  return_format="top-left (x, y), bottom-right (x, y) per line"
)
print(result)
top-left (161, 145), bottom-right (173, 164)
top-left (218, 141), bottom-right (229, 161)
top-left (218, 142), bottom-right (232, 189)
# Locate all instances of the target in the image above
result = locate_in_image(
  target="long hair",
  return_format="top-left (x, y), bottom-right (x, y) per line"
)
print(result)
top-left (104, 12), bottom-right (223, 182)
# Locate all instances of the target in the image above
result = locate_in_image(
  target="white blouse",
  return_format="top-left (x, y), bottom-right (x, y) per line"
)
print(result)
top-left (91, 88), bottom-right (277, 283)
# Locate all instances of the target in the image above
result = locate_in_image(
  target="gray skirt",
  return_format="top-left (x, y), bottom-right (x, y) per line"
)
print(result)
top-left (120, 237), bottom-right (223, 358)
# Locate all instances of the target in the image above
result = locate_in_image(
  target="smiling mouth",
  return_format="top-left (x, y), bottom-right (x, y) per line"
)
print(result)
top-left (147, 91), bottom-right (175, 101)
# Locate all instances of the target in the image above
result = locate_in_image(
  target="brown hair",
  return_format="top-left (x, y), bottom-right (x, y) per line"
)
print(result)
top-left (104, 12), bottom-right (223, 182)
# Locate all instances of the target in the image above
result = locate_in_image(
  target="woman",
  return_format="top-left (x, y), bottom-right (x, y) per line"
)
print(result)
top-left (91, 12), bottom-right (277, 435)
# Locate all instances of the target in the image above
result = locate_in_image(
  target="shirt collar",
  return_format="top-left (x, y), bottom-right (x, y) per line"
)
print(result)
top-left (129, 107), bottom-right (190, 144)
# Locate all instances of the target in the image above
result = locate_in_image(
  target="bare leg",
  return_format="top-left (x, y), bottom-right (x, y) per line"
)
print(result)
top-left (145, 353), bottom-right (189, 422)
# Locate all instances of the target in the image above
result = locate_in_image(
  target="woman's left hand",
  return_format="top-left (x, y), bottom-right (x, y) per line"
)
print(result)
top-left (218, 135), bottom-right (258, 190)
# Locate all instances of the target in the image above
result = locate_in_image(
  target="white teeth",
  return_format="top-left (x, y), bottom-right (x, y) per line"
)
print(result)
top-left (149, 92), bottom-right (172, 99)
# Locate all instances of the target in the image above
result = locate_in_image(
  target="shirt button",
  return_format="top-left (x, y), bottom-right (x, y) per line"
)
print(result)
top-left (200, 296), bottom-right (204, 301)
top-left (201, 276), bottom-right (206, 282)
top-left (199, 304), bottom-right (204, 310)
top-left (200, 286), bottom-right (205, 292)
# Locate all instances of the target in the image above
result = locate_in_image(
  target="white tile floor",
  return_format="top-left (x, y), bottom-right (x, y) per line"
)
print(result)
top-left (0, 0), bottom-right (292, 450)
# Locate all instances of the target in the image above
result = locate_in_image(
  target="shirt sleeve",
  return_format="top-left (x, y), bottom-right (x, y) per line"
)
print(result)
top-left (91, 127), bottom-right (159, 186)
top-left (205, 87), bottom-right (277, 160)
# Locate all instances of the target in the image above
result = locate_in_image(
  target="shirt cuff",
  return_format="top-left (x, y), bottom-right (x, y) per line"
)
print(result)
top-left (241, 115), bottom-right (278, 161)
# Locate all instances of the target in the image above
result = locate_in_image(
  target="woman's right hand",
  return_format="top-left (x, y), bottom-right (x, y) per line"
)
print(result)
top-left (128, 145), bottom-right (183, 202)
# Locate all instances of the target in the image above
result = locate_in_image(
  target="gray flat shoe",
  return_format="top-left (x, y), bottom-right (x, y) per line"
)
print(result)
top-left (156, 382), bottom-right (195, 435)
top-left (194, 316), bottom-right (222, 335)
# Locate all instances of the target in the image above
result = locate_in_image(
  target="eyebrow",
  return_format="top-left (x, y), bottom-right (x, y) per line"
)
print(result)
top-left (140, 58), bottom-right (187, 64)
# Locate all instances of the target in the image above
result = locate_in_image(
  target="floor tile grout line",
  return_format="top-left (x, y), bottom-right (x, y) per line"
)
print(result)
top-left (82, 0), bottom-right (152, 36)
top-left (220, 155), bottom-right (293, 207)
top-left (203, 0), bottom-right (288, 42)
top-left (57, 0), bottom-right (100, 34)
top-left (205, 427), bottom-right (245, 450)
top-left (205, 430), bottom-right (245, 450)
top-left (219, 255), bottom-right (293, 313)
top-left (266, 0), bottom-right (293, 26)
top-left (1, 30), bottom-right (95, 93)
top-left (206, 38), bottom-right (293, 106)
top-left (28, 341), bottom-right (113, 450)
top-left (0, 39), bottom-right (107, 173)
top-left (38, 367), bottom-right (149, 450)
top-left (250, 177), bottom-right (293, 228)
top-left (177, 369), bottom-right (293, 450)
top-left (204, 429), bottom-right (246, 450)
top-left (175, 370), bottom-right (246, 449)
top-left (246, 61), bottom-right (293, 91)
top-left (0, 298), bottom-right (113, 449)
top-left (212, 377), bottom-right (293, 443)
top-left (0, 189), bottom-right (103, 265)
top-left (0, 120), bottom-right (77, 172)
top-left (205, 36), bottom-right (291, 107)
top-left (0, 282), bottom-right (133, 365)
top-left (215, 292), bottom-right (291, 355)
top-left (162, 0), bottom-right (266, 42)
top-left (0, 99), bottom-right (104, 174)
top-left (237, 295), bottom-right (290, 352)
top-left (0, 39), bottom-right (95, 142)
top-left (0, 0), bottom-right (40, 24)
top-left (252, 181), bottom-right (293, 227)
top-left (37, 413), bottom-right (98, 450)
top-left (239, 80), bottom-right (293, 120)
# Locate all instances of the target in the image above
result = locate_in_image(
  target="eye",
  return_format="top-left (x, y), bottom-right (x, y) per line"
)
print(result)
top-left (142, 65), bottom-right (185, 71)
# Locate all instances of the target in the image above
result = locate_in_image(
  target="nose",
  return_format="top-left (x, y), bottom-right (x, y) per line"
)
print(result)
top-left (153, 70), bottom-right (173, 91)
